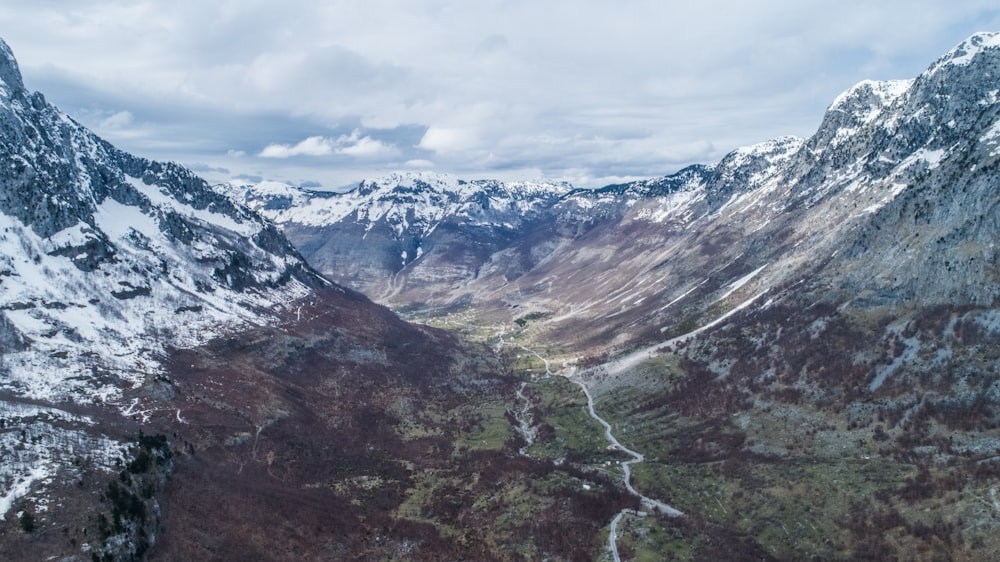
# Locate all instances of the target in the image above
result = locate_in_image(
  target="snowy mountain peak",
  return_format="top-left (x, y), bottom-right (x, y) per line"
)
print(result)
top-left (703, 135), bottom-right (804, 209)
top-left (0, 39), bottom-right (324, 405)
top-left (929, 31), bottom-right (1000, 72)
top-left (359, 170), bottom-right (457, 189)
top-left (236, 172), bottom-right (573, 236)
top-left (0, 38), bottom-right (23, 93)
top-left (828, 79), bottom-right (912, 118)
top-left (351, 170), bottom-right (573, 203)
top-left (729, 135), bottom-right (804, 160)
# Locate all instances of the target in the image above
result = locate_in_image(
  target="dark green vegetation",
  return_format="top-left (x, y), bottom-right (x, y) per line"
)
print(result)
top-left (16, 509), bottom-right (33, 534)
top-left (514, 311), bottom-right (552, 328)
top-left (91, 432), bottom-right (173, 561)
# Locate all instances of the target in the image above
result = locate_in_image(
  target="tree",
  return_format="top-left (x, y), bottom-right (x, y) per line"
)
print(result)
top-left (18, 508), bottom-right (35, 533)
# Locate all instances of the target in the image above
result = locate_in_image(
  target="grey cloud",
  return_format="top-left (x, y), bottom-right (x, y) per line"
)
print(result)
top-left (188, 163), bottom-right (231, 174)
top-left (2, 2), bottom-right (1000, 188)
top-left (233, 174), bottom-right (263, 183)
top-left (476, 35), bottom-right (508, 54)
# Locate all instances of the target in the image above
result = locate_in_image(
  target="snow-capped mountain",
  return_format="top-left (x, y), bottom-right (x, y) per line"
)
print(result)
top-left (577, 34), bottom-right (1000, 559)
top-left (0, 37), bottom-right (331, 558)
top-left (231, 172), bottom-right (572, 236)
top-left (247, 32), bottom-right (1000, 357)
top-left (4, 27), bottom-right (1000, 560)
top-left (0, 40), bottom-right (324, 405)
top-left (254, 32), bottom-right (998, 558)
top-left (228, 172), bottom-right (573, 301)
top-left (2, 38), bottom-right (611, 562)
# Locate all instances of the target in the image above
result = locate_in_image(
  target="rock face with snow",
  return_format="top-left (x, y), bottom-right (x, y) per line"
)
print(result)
top-left (232, 168), bottom-right (723, 309)
top-left (584, 35), bottom-right (1000, 560)
top-left (248, 33), bottom-right (1000, 357)
top-left (229, 172), bottom-right (574, 303)
top-left (5, 28), bottom-right (1000, 560)
top-left (0, 39), bottom-right (621, 562)
top-left (0, 40), bottom-right (325, 404)
top-left (0, 37), bottom-right (330, 559)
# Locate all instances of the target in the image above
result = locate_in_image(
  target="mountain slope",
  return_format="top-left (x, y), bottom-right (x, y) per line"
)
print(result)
top-left (0, 38), bottom-right (648, 562)
top-left (569, 32), bottom-right (1000, 559)
top-left (238, 32), bottom-right (1000, 559)
top-left (0, 40), bottom-right (328, 406)
top-left (0, 35), bottom-right (342, 559)
top-left (245, 33), bottom-right (1000, 360)
top-left (227, 172), bottom-right (579, 303)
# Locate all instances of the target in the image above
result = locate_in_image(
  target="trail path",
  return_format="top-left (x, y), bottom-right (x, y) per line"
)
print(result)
top-left (571, 376), bottom-right (684, 517)
top-left (515, 344), bottom-right (682, 561)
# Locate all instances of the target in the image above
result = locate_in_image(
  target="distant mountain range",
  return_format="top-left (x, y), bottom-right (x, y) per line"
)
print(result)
top-left (236, 32), bottom-right (1000, 353)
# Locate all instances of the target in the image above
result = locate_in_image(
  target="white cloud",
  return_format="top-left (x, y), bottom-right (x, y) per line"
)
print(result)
top-left (417, 127), bottom-right (479, 153)
top-left (1, 1), bottom-right (999, 187)
top-left (98, 110), bottom-right (133, 129)
top-left (337, 135), bottom-right (396, 157)
top-left (259, 130), bottom-right (397, 159)
top-left (259, 136), bottom-right (335, 158)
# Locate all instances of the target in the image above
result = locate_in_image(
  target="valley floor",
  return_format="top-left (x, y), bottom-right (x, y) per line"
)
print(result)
top-left (412, 307), bottom-right (1000, 561)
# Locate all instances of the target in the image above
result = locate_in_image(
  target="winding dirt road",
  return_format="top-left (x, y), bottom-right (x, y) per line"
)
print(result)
top-left (516, 344), bottom-right (682, 561)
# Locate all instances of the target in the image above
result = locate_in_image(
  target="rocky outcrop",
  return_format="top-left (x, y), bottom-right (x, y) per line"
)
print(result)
top-left (0, 38), bottom-right (337, 559)
top-left (0, 35), bottom-right (331, 405)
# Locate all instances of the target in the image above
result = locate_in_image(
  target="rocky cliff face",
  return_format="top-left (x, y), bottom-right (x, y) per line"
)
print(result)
top-left (0, 38), bottom-right (328, 560)
top-left (245, 33), bottom-right (1000, 359)
top-left (0, 38), bottom-right (328, 405)
top-left (569, 33), bottom-right (1000, 560)
top-left (228, 172), bottom-right (574, 303)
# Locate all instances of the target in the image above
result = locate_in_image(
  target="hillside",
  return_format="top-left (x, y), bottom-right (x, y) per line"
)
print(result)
top-left (0, 38), bottom-right (643, 561)
top-left (236, 32), bottom-right (1000, 559)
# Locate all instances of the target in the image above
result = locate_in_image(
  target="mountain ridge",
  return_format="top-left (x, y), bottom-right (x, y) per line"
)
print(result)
top-left (0, 46), bottom-right (329, 403)
top-left (228, 37), bottom-right (1000, 559)
top-left (238, 31), bottom-right (1000, 346)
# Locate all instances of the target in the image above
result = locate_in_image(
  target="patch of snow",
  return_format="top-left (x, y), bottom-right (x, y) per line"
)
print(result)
top-left (858, 182), bottom-right (909, 216)
top-left (940, 32), bottom-right (1000, 68)
top-left (718, 265), bottom-right (767, 301)
top-left (808, 318), bottom-right (829, 340)
top-left (0, 417), bottom-right (127, 520)
top-left (655, 280), bottom-right (709, 313)
top-left (869, 335), bottom-right (921, 392)
top-left (919, 148), bottom-right (946, 169)
top-left (0, 196), bottom-right (311, 404)
top-left (125, 175), bottom-right (254, 236)
top-left (0, 465), bottom-right (49, 521)
top-left (980, 119), bottom-right (1000, 156)
top-left (829, 79), bottom-right (913, 120)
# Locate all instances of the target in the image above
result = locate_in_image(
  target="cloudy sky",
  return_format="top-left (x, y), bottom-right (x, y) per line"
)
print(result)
top-left (2, 1), bottom-right (999, 189)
